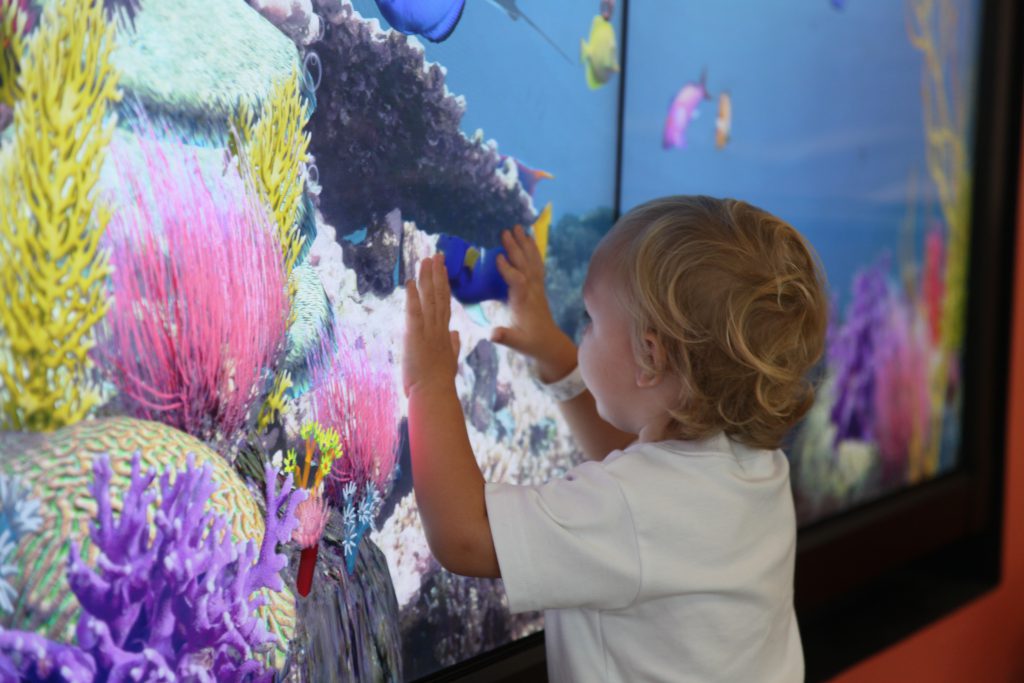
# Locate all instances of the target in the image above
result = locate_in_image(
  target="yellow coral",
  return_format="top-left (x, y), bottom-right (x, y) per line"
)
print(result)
top-left (234, 69), bottom-right (311, 432)
top-left (0, 0), bottom-right (27, 108)
top-left (906, 0), bottom-right (971, 478)
top-left (238, 68), bottom-right (309, 285)
top-left (289, 420), bottom-right (343, 494)
top-left (0, 0), bottom-right (121, 432)
top-left (255, 368), bottom-right (292, 433)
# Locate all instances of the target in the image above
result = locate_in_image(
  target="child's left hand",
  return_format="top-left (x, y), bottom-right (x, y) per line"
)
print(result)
top-left (403, 253), bottom-right (461, 398)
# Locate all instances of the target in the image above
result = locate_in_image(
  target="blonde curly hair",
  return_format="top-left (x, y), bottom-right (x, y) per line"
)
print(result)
top-left (596, 196), bottom-right (829, 450)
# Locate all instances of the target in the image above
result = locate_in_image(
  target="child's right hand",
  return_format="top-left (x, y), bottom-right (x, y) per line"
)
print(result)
top-left (492, 225), bottom-right (577, 381)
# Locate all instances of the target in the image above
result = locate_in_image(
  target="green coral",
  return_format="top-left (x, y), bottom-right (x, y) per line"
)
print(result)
top-left (0, 0), bottom-right (121, 432)
top-left (0, 0), bottom-right (27, 108)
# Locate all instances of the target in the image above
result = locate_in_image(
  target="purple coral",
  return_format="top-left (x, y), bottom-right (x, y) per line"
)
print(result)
top-left (0, 452), bottom-right (302, 682)
top-left (828, 259), bottom-right (891, 446)
top-left (309, 5), bottom-right (534, 241)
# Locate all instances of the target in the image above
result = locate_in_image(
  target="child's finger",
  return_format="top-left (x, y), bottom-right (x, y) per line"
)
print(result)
top-left (496, 253), bottom-right (525, 288)
top-left (406, 278), bottom-right (423, 327)
top-left (434, 253), bottom-right (451, 324)
top-left (419, 257), bottom-right (436, 327)
top-left (514, 225), bottom-right (543, 271)
top-left (501, 228), bottom-right (528, 271)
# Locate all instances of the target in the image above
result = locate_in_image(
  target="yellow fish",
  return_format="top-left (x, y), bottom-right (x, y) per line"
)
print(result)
top-left (531, 202), bottom-right (553, 262)
top-left (715, 92), bottom-right (732, 149)
top-left (580, 15), bottom-right (619, 90)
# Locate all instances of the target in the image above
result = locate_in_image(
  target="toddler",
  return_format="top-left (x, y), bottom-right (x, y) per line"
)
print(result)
top-left (402, 195), bottom-right (829, 682)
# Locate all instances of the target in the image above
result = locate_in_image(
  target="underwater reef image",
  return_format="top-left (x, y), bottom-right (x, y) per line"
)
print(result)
top-left (621, 0), bottom-right (979, 525)
top-left (0, 0), bottom-right (984, 679)
top-left (0, 0), bottom-right (616, 679)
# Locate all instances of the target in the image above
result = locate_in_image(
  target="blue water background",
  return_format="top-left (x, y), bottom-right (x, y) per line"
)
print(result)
top-left (350, 0), bottom-right (622, 222)
top-left (620, 0), bottom-right (981, 309)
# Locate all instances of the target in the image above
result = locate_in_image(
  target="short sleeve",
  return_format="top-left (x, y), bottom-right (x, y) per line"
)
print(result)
top-left (484, 461), bottom-right (641, 613)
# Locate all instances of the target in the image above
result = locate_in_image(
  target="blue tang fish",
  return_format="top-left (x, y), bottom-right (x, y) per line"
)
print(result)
top-left (374, 0), bottom-right (466, 43)
top-left (436, 206), bottom-right (553, 305)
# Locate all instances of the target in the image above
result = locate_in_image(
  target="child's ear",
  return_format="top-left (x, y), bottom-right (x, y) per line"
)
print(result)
top-left (635, 332), bottom-right (667, 388)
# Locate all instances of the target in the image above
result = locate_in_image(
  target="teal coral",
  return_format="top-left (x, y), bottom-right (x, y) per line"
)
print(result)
top-left (284, 262), bottom-right (335, 395)
top-left (110, 0), bottom-right (298, 130)
top-left (0, 0), bottom-right (120, 431)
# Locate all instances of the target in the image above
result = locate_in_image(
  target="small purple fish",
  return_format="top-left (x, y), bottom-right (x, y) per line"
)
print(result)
top-left (600, 0), bottom-right (615, 20)
top-left (662, 71), bottom-right (710, 150)
top-left (500, 155), bottom-right (554, 196)
top-left (374, 0), bottom-right (466, 43)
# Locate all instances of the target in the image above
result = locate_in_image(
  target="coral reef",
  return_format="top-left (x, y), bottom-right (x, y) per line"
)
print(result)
top-left (543, 209), bottom-right (615, 342)
top-left (400, 557), bottom-right (542, 676)
top-left (0, 452), bottom-right (302, 681)
top-left (233, 67), bottom-right (317, 432)
top-left (922, 225), bottom-right (946, 345)
top-left (247, 0), bottom-right (323, 46)
top-left (0, 473), bottom-right (41, 613)
top-left (0, 417), bottom-right (297, 664)
top-left (342, 212), bottom-right (403, 298)
top-left (258, 369), bottom-right (295, 434)
top-left (0, 0), bottom-right (29, 109)
top-left (308, 3), bottom-right (533, 240)
top-left (283, 507), bottom-right (402, 682)
top-left (300, 325), bottom-right (400, 574)
top-left (110, 0), bottom-right (299, 133)
top-left (791, 378), bottom-right (881, 524)
top-left (96, 130), bottom-right (289, 450)
top-left (872, 297), bottom-right (931, 484)
top-left (466, 340), bottom-right (500, 433)
top-left (827, 260), bottom-right (891, 446)
top-left (907, 0), bottom-right (972, 476)
top-left (104, 0), bottom-right (141, 25)
top-left (280, 421), bottom-right (341, 596)
top-left (0, 0), bottom-right (120, 432)
top-left (281, 262), bottom-right (336, 397)
top-left (233, 68), bottom-right (311, 287)
top-left (308, 212), bottom-right (581, 678)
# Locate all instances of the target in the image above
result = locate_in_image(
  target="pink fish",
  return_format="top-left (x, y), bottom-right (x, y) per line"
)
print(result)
top-left (663, 71), bottom-right (710, 150)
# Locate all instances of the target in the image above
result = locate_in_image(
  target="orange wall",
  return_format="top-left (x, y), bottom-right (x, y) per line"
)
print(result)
top-left (830, 139), bottom-right (1024, 681)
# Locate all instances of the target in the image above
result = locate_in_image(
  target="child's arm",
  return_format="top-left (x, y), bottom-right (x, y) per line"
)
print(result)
top-left (403, 254), bottom-right (500, 578)
top-left (495, 225), bottom-right (637, 461)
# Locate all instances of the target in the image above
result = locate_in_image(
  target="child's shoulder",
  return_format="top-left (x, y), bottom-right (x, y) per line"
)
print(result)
top-left (601, 432), bottom-right (790, 487)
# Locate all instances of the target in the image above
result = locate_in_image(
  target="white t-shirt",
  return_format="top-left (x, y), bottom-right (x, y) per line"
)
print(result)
top-left (484, 432), bottom-right (804, 683)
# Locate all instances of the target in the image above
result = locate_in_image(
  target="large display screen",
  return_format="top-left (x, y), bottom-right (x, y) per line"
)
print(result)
top-left (0, 0), bottom-right (618, 680)
top-left (0, 0), bottom-right (985, 680)
top-left (620, 0), bottom-right (982, 526)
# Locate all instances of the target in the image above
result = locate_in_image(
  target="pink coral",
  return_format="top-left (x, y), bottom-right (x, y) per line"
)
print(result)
top-left (96, 128), bottom-right (288, 448)
top-left (922, 225), bottom-right (946, 346)
top-left (308, 326), bottom-right (400, 502)
top-left (292, 490), bottom-right (329, 549)
top-left (873, 298), bottom-right (932, 485)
